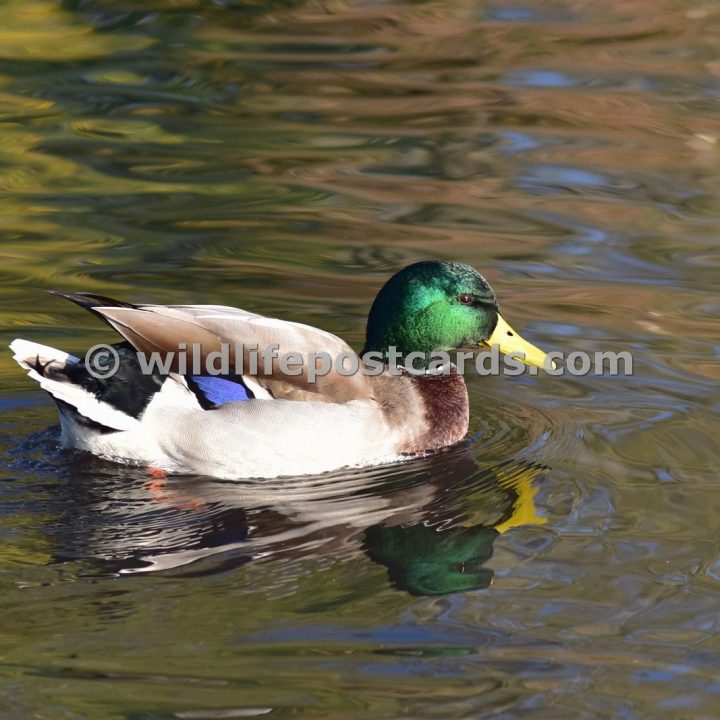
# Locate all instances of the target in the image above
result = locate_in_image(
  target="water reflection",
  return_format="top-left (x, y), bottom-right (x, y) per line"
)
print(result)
top-left (2, 0), bottom-right (720, 715)
top-left (44, 440), bottom-right (544, 595)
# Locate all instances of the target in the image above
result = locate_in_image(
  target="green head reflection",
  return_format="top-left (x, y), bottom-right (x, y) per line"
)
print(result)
top-left (363, 461), bottom-right (546, 596)
top-left (364, 523), bottom-right (498, 595)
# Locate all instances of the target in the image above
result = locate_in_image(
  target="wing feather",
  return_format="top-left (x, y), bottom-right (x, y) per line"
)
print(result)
top-left (96, 305), bottom-right (371, 403)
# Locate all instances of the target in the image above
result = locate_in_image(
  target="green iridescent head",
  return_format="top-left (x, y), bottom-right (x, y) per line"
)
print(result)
top-left (363, 260), bottom-right (549, 370)
top-left (363, 261), bottom-right (499, 360)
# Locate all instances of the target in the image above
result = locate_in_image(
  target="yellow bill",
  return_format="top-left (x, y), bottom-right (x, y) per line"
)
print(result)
top-left (483, 313), bottom-right (554, 370)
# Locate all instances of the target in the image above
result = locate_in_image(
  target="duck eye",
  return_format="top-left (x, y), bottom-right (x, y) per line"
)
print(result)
top-left (458, 293), bottom-right (474, 305)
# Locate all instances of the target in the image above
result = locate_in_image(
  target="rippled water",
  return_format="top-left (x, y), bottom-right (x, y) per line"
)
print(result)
top-left (1, 0), bottom-right (720, 717)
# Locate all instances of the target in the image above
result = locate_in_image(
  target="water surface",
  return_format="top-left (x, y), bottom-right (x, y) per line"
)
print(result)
top-left (1, 0), bottom-right (720, 717)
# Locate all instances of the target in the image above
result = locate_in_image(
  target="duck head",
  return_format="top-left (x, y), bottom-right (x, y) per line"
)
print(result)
top-left (363, 260), bottom-right (550, 370)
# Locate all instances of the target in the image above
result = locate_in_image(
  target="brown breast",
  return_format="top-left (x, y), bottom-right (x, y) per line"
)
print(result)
top-left (369, 364), bottom-right (469, 455)
top-left (407, 365), bottom-right (469, 453)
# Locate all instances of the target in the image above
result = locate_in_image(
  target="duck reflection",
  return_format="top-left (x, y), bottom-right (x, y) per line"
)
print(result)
top-left (48, 444), bottom-right (545, 595)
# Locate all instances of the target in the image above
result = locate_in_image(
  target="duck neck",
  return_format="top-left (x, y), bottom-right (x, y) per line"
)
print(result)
top-left (362, 325), bottom-right (440, 370)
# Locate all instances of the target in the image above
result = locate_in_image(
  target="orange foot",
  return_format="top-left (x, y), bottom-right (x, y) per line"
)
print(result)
top-left (145, 468), bottom-right (205, 511)
top-left (146, 467), bottom-right (168, 493)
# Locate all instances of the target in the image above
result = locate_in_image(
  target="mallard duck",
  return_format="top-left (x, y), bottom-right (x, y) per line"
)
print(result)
top-left (10, 260), bottom-right (550, 479)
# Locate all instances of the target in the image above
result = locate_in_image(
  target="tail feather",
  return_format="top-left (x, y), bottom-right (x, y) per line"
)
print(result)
top-left (10, 339), bottom-right (139, 432)
top-left (10, 338), bottom-right (78, 368)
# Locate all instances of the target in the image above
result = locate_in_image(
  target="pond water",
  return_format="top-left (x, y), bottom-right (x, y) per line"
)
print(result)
top-left (1, 0), bottom-right (720, 717)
